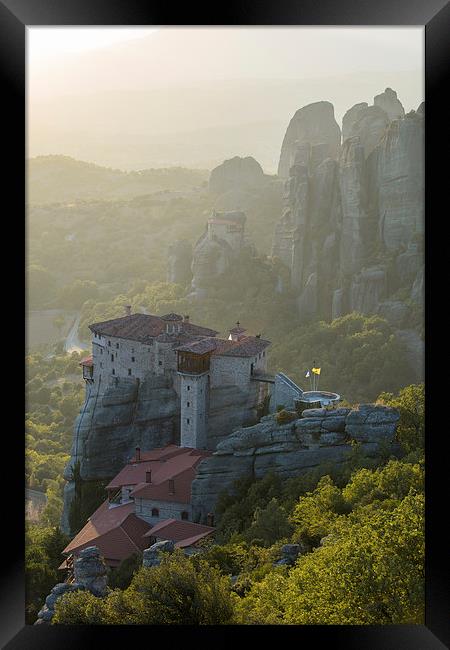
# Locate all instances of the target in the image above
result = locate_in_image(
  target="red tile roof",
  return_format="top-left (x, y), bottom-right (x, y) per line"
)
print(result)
top-left (176, 336), bottom-right (270, 358)
top-left (80, 355), bottom-right (93, 367)
top-left (175, 339), bottom-right (218, 354)
top-left (89, 313), bottom-right (218, 343)
top-left (106, 446), bottom-right (211, 506)
top-left (143, 518), bottom-right (215, 547)
top-left (62, 500), bottom-right (151, 563)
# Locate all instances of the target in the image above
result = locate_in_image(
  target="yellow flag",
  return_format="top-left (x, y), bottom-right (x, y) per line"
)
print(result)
top-left (312, 367), bottom-right (321, 375)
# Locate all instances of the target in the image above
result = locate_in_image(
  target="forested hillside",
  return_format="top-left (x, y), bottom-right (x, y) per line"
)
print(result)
top-left (44, 384), bottom-right (424, 625)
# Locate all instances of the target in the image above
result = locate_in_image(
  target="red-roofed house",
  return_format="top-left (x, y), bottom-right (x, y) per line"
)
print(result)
top-left (61, 445), bottom-right (214, 570)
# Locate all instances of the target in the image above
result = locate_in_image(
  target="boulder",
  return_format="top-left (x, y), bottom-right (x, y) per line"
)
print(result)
top-left (143, 540), bottom-right (175, 567)
top-left (74, 546), bottom-right (108, 597)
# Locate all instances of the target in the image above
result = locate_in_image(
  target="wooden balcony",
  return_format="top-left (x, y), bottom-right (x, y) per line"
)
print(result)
top-left (177, 351), bottom-right (211, 375)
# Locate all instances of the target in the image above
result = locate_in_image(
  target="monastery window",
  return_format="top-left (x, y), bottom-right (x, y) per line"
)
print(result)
top-left (187, 401), bottom-right (190, 407)
top-left (128, 369), bottom-right (132, 376)
top-left (100, 362), bottom-right (103, 369)
top-left (187, 386), bottom-right (190, 391)
top-left (151, 508), bottom-right (159, 517)
top-left (158, 360), bottom-right (162, 366)
top-left (111, 354), bottom-right (114, 362)
top-left (100, 348), bottom-right (103, 355)
top-left (131, 348), bottom-right (135, 353)
top-left (132, 357), bottom-right (135, 362)
top-left (181, 511), bottom-right (189, 521)
top-left (108, 341), bottom-right (111, 347)
top-left (112, 369), bottom-right (115, 375)
top-left (116, 343), bottom-right (119, 349)
top-left (187, 418), bottom-right (190, 424)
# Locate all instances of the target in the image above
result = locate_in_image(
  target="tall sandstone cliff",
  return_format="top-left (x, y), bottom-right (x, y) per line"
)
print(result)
top-left (271, 90), bottom-right (424, 351)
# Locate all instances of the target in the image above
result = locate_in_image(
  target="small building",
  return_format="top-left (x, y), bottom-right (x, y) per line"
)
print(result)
top-left (61, 445), bottom-right (214, 570)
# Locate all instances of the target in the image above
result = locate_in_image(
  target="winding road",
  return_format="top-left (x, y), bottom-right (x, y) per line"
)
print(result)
top-left (64, 313), bottom-right (85, 354)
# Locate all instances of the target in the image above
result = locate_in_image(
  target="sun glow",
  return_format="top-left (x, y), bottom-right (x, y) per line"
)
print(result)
top-left (27, 27), bottom-right (156, 60)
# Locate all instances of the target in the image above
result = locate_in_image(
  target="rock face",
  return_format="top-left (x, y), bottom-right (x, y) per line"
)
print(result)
top-left (167, 239), bottom-right (193, 285)
top-left (35, 546), bottom-right (107, 625)
top-left (374, 87), bottom-right (405, 121)
top-left (373, 112), bottom-right (424, 251)
top-left (344, 105), bottom-right (390, 158)
top-left (62, 370), bottom-right (262, 533)
top-left (143, 540), bottom-right (175, 567)
top-left (278, 101), bottom-right (341, 178)
top-left (209, 156), bottom-right (265, 194)
top-left (271, 90), bottom-right (424, 340)
top-left (74, 546), bottom-right (108, 597)
top-left (192, 404), bottom-right (399, 521)
top-left (189, 210), bottom-right (252, 299)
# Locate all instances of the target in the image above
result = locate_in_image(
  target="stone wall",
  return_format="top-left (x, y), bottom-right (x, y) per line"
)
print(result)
top-left (135, 497), bottom-right (192, 524)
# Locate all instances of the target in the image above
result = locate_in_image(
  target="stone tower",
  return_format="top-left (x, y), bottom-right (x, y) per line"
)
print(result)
top-left (176, 341), bottom-right (215, 449)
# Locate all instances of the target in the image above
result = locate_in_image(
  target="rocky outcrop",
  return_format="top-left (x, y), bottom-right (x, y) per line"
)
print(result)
top-left (373, 111), bottom-right (424, 251)
top-left (209, 156), bottom-right (265, 194)
top-left (343, 105), bottom-right (390, 158)
top-left (73, 546), bottom-right (108, 596)
top-left (61, 374), bottom-right (180, 533)
top-left (271, 89), bottom-right (424, 336)
top-left (192, 404), bottom-right (399, 521)
top-left (278, 101), bottom-right (341, 178)
top-left (35, 546), bottom-right (107, 625)
top-left (167, 239), bottom-right (193, 285)
top-left (339, 136), bottom-right (368, 275)
top-left (143, 540), bottom-right (175, 567)
top-left (374, 87), bottom-right (405, 121)
top-left (62, 369), bottom-right (262, 533)
top-left (189, 210), bottom-right (252, 299)
top-left (349, 266), bottom-right (387, 314)
top-left (342, 102), bottom-right (368, 142)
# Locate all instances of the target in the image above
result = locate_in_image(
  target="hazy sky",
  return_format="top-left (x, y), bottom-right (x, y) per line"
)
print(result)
top-left (27, 27), bottom-right (424, 171)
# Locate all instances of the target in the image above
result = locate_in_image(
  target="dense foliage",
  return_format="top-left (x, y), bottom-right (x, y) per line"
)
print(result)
top-left (53, 552), bottom-right (235, 625)
top-left (26, 352), bottom-right (86, 525)
top-left (25, 525), bottom-right (70, 624)
top-left (29, 383), bottom-right (424, 626)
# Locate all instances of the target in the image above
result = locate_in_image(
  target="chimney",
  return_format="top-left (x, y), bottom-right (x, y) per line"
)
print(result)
top-left (183, 315), bottom-right (190, 323)
top-left (168, 479), bottom-right (175, 494)
top-left (206, 512), bottom-right (215, 527)
top-left (145, 470), bottom-right (152, 483)
top-left (124, 305), bottom-right (132, 317)
top-left (135, 446), bottom-right (141, 462)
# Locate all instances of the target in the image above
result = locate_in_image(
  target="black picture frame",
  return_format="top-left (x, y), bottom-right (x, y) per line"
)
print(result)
top-left (2, 0), bottom-right (448, 647)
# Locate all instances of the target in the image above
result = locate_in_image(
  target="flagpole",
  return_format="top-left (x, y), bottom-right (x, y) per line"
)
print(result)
top-left (313, 361), bottom-right (316, 391)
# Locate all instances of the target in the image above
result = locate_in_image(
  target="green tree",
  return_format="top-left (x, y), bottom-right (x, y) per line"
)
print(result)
top-left (377, 384), bottom-right (425, 453)
top-left (242, 498), bottom-right (293, 547)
